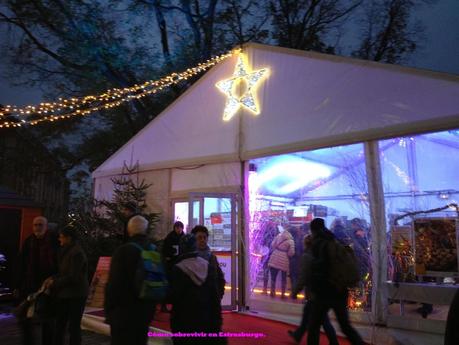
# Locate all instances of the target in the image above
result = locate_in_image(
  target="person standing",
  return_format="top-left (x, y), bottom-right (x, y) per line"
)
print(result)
top-left (120, 201), bottom-right (139, 242)
top-left (105, 215), bottom-right (157, 345)
top-left (289, 226), bottom-right (303, 294)
top-left (268, 226), bottom-right (295, 298)
top-left (161, 221), bottom-right (185, 312)
top-left (14, 216), bottom-right (58, 345)
top-left (169, 234), bottom-right (225, 345)
top-left (306, 218), bottom-right (364, 345)
top-left (44, 226), bottom-right (89, 345)
top-left (261, 222), bottom-right (278, 294)
top-left (162, 221), bottom-right (185, 273)
top-left (191, 225), bottom-right (226, 312)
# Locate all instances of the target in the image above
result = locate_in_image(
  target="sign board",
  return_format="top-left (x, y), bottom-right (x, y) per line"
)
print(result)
top-left (207, 212), bottom-right (232, 251)
top-left (215, 252), bottom-right (232, 307)
top-left (86, 256), bottom-right (111, 308)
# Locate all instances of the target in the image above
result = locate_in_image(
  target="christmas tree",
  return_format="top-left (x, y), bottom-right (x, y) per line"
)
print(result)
top-left (69, 163), bottom-right (161, 277)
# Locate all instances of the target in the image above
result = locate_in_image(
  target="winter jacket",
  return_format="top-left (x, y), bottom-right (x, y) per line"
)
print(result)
top-left (53, 242), bottom-right (88, 299)
top-left (105, 234), bottom-right (156, 328)
top-left (291, 249), bottom-right (313, 298)
top-left (15, 230), bottom-right (59, 298)
top-left (310, 230), bottom-right (341, 298)
top-left (170, 252), bottom-right (224, 339)
top-left (162, 230), bottom-right (184, 273)
top-left (197, 245), bottom-right (226, 300)
top-left (268, 230), bottom-right (295, 273)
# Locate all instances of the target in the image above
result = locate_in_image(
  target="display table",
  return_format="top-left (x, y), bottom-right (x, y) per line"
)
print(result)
top-left (386, 281), bottom-right (459, 315)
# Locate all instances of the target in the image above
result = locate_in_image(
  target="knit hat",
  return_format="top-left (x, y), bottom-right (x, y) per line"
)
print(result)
top-left (310, 218), bottom-right (326, 233)
top-left (179, 234), bottom-right (197, 254)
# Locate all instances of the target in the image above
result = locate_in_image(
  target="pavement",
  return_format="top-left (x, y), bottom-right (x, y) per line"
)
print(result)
top-left (0, 303), bottom-right (110, 345)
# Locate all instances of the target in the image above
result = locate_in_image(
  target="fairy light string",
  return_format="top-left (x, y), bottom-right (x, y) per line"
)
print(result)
top-left (0, 50), bottom-right (237, 128)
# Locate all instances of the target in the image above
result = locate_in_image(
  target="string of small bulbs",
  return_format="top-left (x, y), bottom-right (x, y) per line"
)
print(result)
top-left (0, 50), bottom-right (237, 128)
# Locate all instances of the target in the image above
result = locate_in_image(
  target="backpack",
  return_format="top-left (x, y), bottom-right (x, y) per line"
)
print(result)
top-left (130, 242), bottom-right (168, 301)
top-left (328, 240), bottom-right (361, 290)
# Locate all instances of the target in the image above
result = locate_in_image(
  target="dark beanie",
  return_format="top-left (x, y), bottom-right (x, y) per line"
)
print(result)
top-left (310, 218), bottom-right (326, 233)
top-left (60, 225), bottom-right (79, 241)
top-left (179, 234), bottom-right (197, 254)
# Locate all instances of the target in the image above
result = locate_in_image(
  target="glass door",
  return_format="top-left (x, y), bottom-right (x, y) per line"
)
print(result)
top-left (188, 193), bottom-right (238, 309)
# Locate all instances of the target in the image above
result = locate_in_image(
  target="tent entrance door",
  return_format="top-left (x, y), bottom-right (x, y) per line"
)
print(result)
top-left (188, 193), bottom-right (237, 310)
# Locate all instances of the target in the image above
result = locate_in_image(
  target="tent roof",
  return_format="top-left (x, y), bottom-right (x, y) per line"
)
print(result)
top-left (93, 43), bottom-right (459, 178)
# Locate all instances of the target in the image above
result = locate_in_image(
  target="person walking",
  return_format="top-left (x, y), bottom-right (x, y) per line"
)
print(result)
top-left (44, 226), bottom-right (89, 345)
top-left (288, 235), bottom-right (338, 345)
top-left (14, 216), bottom-right (59, 345)
top-left (105, 215), bottom-right (157, 345)
top-left (306, 218), bottom-right (364, 345)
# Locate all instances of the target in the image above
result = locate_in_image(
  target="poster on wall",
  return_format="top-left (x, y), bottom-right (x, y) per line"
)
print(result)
top-left (215, 252), bottom-right (232, 307)
top-left (206, 212), bottom-right (232, 250)
top-left (414, 218), bottom-right (459, 276)
top-left (86, 256), bottom-right (111, 308)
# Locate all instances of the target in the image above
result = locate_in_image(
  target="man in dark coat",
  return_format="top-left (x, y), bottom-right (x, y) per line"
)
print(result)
top-left (306, 218), bottom-right (364, 345)
top-left (105, 215), bottom-right (156, 345)
top-left (289, 235), bottom-right (338, 345)
top-left (14, 216), bottom-right (59, 345)
top-left (162, 221), bottom-right (185, 273)
top-left (45, 226), bottom-right (89, 345)
top-left (170, 234), bottom-right (226, 345)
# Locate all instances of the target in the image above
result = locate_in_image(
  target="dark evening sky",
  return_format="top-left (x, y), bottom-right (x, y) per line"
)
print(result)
top-left (0, 0), bottom-right (458, 108)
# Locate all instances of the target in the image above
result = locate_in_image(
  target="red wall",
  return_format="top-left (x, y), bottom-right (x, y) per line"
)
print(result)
top-left (0, 205), bottom-right (43, 245)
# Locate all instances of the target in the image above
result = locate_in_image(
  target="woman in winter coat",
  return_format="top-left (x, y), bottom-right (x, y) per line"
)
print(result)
top-left (268, 226), bottom-right (295, 298)
top-left (44, 226), bottom-right (89, 345)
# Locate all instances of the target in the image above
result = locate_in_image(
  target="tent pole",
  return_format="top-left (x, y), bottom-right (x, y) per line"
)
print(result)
top-left (364, 140), bottom-right (388, 325)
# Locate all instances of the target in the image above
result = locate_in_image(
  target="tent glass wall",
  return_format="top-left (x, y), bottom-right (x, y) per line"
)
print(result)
top-left (380, 129), bottom-right (459, 321)
top-left (248, 143), bottom-right (372, 311)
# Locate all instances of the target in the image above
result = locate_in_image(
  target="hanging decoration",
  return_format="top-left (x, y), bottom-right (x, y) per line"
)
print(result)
top-left (216, 54), bottom-right (269, 121)
top-left (0, 50), bottom-right (237, 128)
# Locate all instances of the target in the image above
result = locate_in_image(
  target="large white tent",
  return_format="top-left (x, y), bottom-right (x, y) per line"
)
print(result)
top-left (93, 43), bottom-right (459, 344)
top-left (94, 43), bottom-right (459, 179)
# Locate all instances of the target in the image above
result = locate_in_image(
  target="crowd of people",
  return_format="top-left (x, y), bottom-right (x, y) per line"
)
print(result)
top-left (260, 217), bottom-right (371, 302)
top-left (12, 209), bottom-right (227, 345)
top-left (12, 208), bottom-right (457, 345)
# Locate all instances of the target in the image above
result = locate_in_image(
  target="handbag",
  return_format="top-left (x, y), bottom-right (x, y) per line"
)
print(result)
top-left (13, 288), bottom-right (56, 321)
top-left (33, 290), bottom-right (56, 320)
top-left (12, 299), bottom-right (31, 321)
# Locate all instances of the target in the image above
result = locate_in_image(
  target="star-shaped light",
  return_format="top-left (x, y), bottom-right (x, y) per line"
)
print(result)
top-left (216, 55), bottom-right (269, 121)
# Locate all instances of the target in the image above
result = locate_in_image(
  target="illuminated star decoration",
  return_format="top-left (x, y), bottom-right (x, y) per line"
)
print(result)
top-left (216, 55), bottom-right (269, 121)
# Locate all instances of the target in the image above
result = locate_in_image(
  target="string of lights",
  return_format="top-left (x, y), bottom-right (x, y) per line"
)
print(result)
top-left (0, 50), bottom-right (237, 128)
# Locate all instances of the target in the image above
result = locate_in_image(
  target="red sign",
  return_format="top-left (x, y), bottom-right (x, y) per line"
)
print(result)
top-left (86, 256), bottom-right (111, 308)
